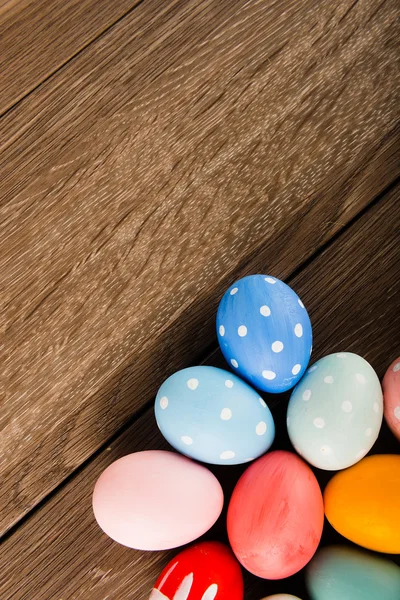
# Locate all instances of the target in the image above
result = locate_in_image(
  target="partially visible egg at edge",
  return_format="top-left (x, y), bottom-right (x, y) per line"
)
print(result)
top-left (382, 357), bottom-right (400, 441)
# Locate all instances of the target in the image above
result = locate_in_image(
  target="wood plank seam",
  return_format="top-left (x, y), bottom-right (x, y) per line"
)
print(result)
top-left (0, 0), bottom-right (147, 117)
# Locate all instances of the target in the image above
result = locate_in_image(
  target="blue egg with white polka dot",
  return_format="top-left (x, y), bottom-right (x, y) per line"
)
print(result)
top-left (155, 366), bottom-right (275, 465)
top-left (216, 274), bottom-right (312, 393)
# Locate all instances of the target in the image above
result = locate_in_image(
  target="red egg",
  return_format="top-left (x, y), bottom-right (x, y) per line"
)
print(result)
top-left (382, 357), bottom-right (400, 441)
top-left (227, 450), bottom-right (324, 579)
top-left (149, 541), bottom-right (244, 600)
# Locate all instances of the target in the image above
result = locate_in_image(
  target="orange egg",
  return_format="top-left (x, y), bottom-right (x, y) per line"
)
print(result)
top-left (324, 454), bottom-right (400, 554)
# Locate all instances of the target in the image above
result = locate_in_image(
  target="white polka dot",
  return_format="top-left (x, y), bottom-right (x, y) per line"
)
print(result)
top-left (308, 365), bottom-right (317, 372)
top-left (356, 373), bottom-right (366, 384)
top-left (302, 389), bottom-right (312, 401)
top-left (230, 287), bottom-right (238, 295)
top-left (230, 358), bottom-right (238, 368)
top-left (265, 277), bottom-right (276, 284)
top-left (298, 298), bottom-right (305, 308)
top-left (159, 396), bottom-right (168, 409)
top-left (393, 362), bottom-right (400, 372)
top-left (238, 325), bottom-right (247, 337)
top-left (260, 305), bottom-right (271, 317)
top-left (314, 417), bottom-right (325, 428)
top-left (259, 397), bottom-right (267, 407)
top-left (373, 401), bottom-right (380, 413)
top-left (256, 421), bottom-right (267, 435)
top-left (356, 449), bottom-right (367, 460)
top-left (394, 406), bottom-right (400, 420)
top-left (365, 428), bottom-right (373, 437)
top-left (225, 379), bottom-right (234, 388)
top-left (187, 378), bottom-right (199, 390)
top-left (220, 408), bottom-right (232, 420)
top-left (324, 375), bottom-right (334, 384)
top-left (292, 364), bottom-right (301, 375)
top-left (262, 370), bottom-right (276, 380)
top-left (321, 445), bottom-right (332, 455)
top-left (181, 436), bottom-right (193, 445)
top-left (219, 325), bottom-right (225, 336)
top-left (336, 353), bottom-right (347, 358)
top-left (341, 401), bottom-right (353, 413)
top-left (272, 340), bottom-right (284, 353)
top-left (294, 323), bottom-right (303, 337)
top-left (220, 450), bottom-right (235, 460)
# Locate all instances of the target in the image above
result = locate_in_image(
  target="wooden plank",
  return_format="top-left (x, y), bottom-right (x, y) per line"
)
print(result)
top-left (0, 0), bottom-right (142, 115)
top-left (1, 184), bottom-right (399, 600)
top-left (1, 0), bottom-right (399, 534)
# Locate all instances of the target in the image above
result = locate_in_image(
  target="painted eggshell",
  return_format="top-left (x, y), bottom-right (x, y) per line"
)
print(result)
top-left (227, 450), bottom-right (324, 579)
top-left (155, 366), bottom-right (275, 465)
top-left (216, 275), bottom-right (312, 393)
top-left (324, 454), bottom-right (400, 554)
top-left (92, 451), bottom-right (223, 550)
top-left (287, 352), bottom-right (383, 470)
top-left (260, 596), bottom-right (303, 600)
top-left (382, 357), bottom-right (400, 441)
top-left (149, 541), bottom-right (244, 600)
top-left (306, 545), bottom-right (400, 600)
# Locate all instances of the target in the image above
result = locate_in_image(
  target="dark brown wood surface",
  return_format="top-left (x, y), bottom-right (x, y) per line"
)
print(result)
top-left (1, 182), bottom-right (399, 600)
top-left (0, 0), bottom-right (141, 115)
top-left (1, 0), bottom-right (399, 535)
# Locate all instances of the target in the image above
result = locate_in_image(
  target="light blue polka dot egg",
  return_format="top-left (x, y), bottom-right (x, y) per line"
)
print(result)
top-left (155, 366), bottom-right (275, 465)
top-left (216, 274), bottom-right (312, 393)
top-left (287, 352), bottom-right (383, 470)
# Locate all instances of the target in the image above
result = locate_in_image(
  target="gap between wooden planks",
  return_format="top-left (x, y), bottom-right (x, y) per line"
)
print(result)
top-left (0, 0), bottom-right (143, 116)
top-left (1, 0), bottom-right (399, 535)
top-left (1, 183), bottom-right (399, 600)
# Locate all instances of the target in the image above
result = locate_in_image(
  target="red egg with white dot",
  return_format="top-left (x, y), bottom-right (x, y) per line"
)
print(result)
top-left (382, 357), bottom-right (400, 441)
top-left (149, 541), bottom-right (244, 600)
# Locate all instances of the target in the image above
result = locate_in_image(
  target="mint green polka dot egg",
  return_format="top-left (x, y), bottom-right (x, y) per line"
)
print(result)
top-left (287, 352), bottom-right (383, 470)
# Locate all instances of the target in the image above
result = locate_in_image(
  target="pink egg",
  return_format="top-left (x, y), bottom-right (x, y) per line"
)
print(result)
top-left (383, 357), bottom-right (400, 441)
top-left (227, 450), bottom-right (324, 579)
top-left (92, 450), bottom-right (224, 550)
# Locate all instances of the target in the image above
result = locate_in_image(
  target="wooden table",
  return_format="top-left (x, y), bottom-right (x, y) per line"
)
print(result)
top-left (1, 1), bottom-right (399, 598)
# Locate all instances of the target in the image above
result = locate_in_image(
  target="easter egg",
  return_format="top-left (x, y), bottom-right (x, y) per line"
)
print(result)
top-left (155, 366), bottom-right (275, 465)
top-left (216, 275), bottom-right (312, 393)
top-left (149, 541), bottom-right (244, 600)
top-left (92, 450), bottom-right (223, 550)
top-left (382, 357), bottom-right (400, 441)
top-left (227, 450), bottom-right (324, 579)
top-left (324, 454), bottom-right (400, 554)
top-left (287, 352), bottom-right (382, 470)
top-left (306, 545), bottom-right (400, 600)
top-left (260, 596), bottom-right (303, 600)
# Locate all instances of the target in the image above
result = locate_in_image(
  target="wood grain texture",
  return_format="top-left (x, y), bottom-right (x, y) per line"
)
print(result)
top-left (1, 184), bottom-right (399, 600)
top-left (1, 0), bottom-right (399, 534)
top-left (0, 0), bottom-right (142, 115)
